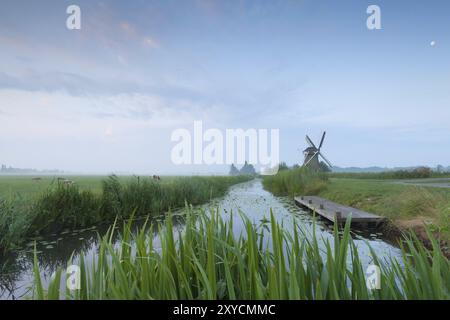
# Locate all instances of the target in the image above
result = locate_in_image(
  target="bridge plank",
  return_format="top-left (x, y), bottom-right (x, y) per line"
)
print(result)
top-left (294, 196), bottom-right (385, 225)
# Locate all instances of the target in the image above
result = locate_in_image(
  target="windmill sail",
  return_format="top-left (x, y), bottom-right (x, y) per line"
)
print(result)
top-left (318, 152), bottom-right (332, 167)
top-left (305, 135), bottom-right (316, 148)
top-left (318, 131), bottom-right (326, 149)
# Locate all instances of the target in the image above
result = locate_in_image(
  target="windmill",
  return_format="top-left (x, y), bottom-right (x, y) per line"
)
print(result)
top-left (302, 131), bottom-right (332, 170)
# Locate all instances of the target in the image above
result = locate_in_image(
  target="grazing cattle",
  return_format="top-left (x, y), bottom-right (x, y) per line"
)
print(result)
top-left (62, 179), bottom-right (75, 186)
top-left (152, 175), bottom-right (161, 181)
top-left (56, 177), bottom-right (75, 185)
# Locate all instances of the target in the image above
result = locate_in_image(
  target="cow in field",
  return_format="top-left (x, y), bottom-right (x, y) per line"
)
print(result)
top-left (62, 179), bottom-right (75, 186)
top-left (56, 177), bottom-right (75, 186)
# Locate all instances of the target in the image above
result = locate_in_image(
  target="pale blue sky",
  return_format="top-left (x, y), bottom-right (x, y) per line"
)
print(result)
top-left (0, 0), bottom-right (449, 173)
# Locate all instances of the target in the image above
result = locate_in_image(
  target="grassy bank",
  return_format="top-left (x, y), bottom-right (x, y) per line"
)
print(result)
top-left (318, 179), bottom-right (450, 243)
top-left (33, 208), bottom-right (449, 300)
top-left (262, 168), bottom-right (449, 248)
top-left (0, 175), bottom-right (252, 253)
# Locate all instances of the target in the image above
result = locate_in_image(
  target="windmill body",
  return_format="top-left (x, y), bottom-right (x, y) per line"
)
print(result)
top-left (303, 146), bottom-right (320, 170)
top-left (302, 131), bottom-right (332, 170)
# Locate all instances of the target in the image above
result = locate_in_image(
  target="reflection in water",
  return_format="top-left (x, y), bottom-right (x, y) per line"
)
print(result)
top-left (0, 179), bottom-right (402, 299)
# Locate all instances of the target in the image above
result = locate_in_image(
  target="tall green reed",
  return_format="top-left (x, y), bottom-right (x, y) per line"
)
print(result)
top-left (33, 208), bottom-right (449, 300)
top-left (262, 167), bottom-right (328, 196)
top-left (0, 196), bottom-right (33, 252)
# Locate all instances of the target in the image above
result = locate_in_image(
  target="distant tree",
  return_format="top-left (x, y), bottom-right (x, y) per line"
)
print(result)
top-left (292, 164), bottom-right (300, 169)
top-left (412, 166), bottom-right (431, 178)
top-left (240, 161), bottom-right (256, 175)
top-left (319, 161), bottom-right (331, 172)
top-left (229, 164), bottom-right (240, 176)
top-left (278, 162), bottom-right (289, 171)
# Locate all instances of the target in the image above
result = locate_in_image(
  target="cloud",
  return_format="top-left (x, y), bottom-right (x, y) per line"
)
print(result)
top-left (119, 21), bottom-right (136, 35)
top-left (0, 70), bottom-right (193, 98)
top-left (117, 55), bottom-right (128, 66)
top-left (0, 71), bottom-right (105, 96)
top-left (0, 69), bottom-right (239, 124)
top-left (104, 126), bottom-right (113, 137)
top-left (0, 88), bottom-right (205, 127)
top-left (118, 21), bottom-right (160, 49)
top-left (142, 36), bottom-right (160, 49)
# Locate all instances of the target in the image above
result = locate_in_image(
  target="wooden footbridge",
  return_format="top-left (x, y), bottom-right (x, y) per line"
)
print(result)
top-left (294, 196), bottom-right (385, 227)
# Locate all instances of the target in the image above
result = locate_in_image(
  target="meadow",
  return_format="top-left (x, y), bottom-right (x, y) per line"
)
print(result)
top-left (33, 208), bottom-right (449, 300)
top-left (0, 175), bottom-right (169, 198)
top-left (327, 170), bottom-right (450, 180)
top-left (0, 175), bottom-right (252, 253)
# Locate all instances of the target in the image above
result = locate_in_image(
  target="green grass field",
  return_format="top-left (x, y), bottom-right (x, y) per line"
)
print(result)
top-left (0, 175), bottom-right (169, 199)
top-left (0, 176), bottom-right (100, 199)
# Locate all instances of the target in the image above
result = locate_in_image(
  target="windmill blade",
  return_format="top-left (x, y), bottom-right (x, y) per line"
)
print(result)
top-left (305, 135), bottom-right (317, 148)
top-left (318, 152), bottom-right (332, 168)
top-left (318, 131), bottom-right (326, 149)
top-left (303, 151), bottom-right (319, 167)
